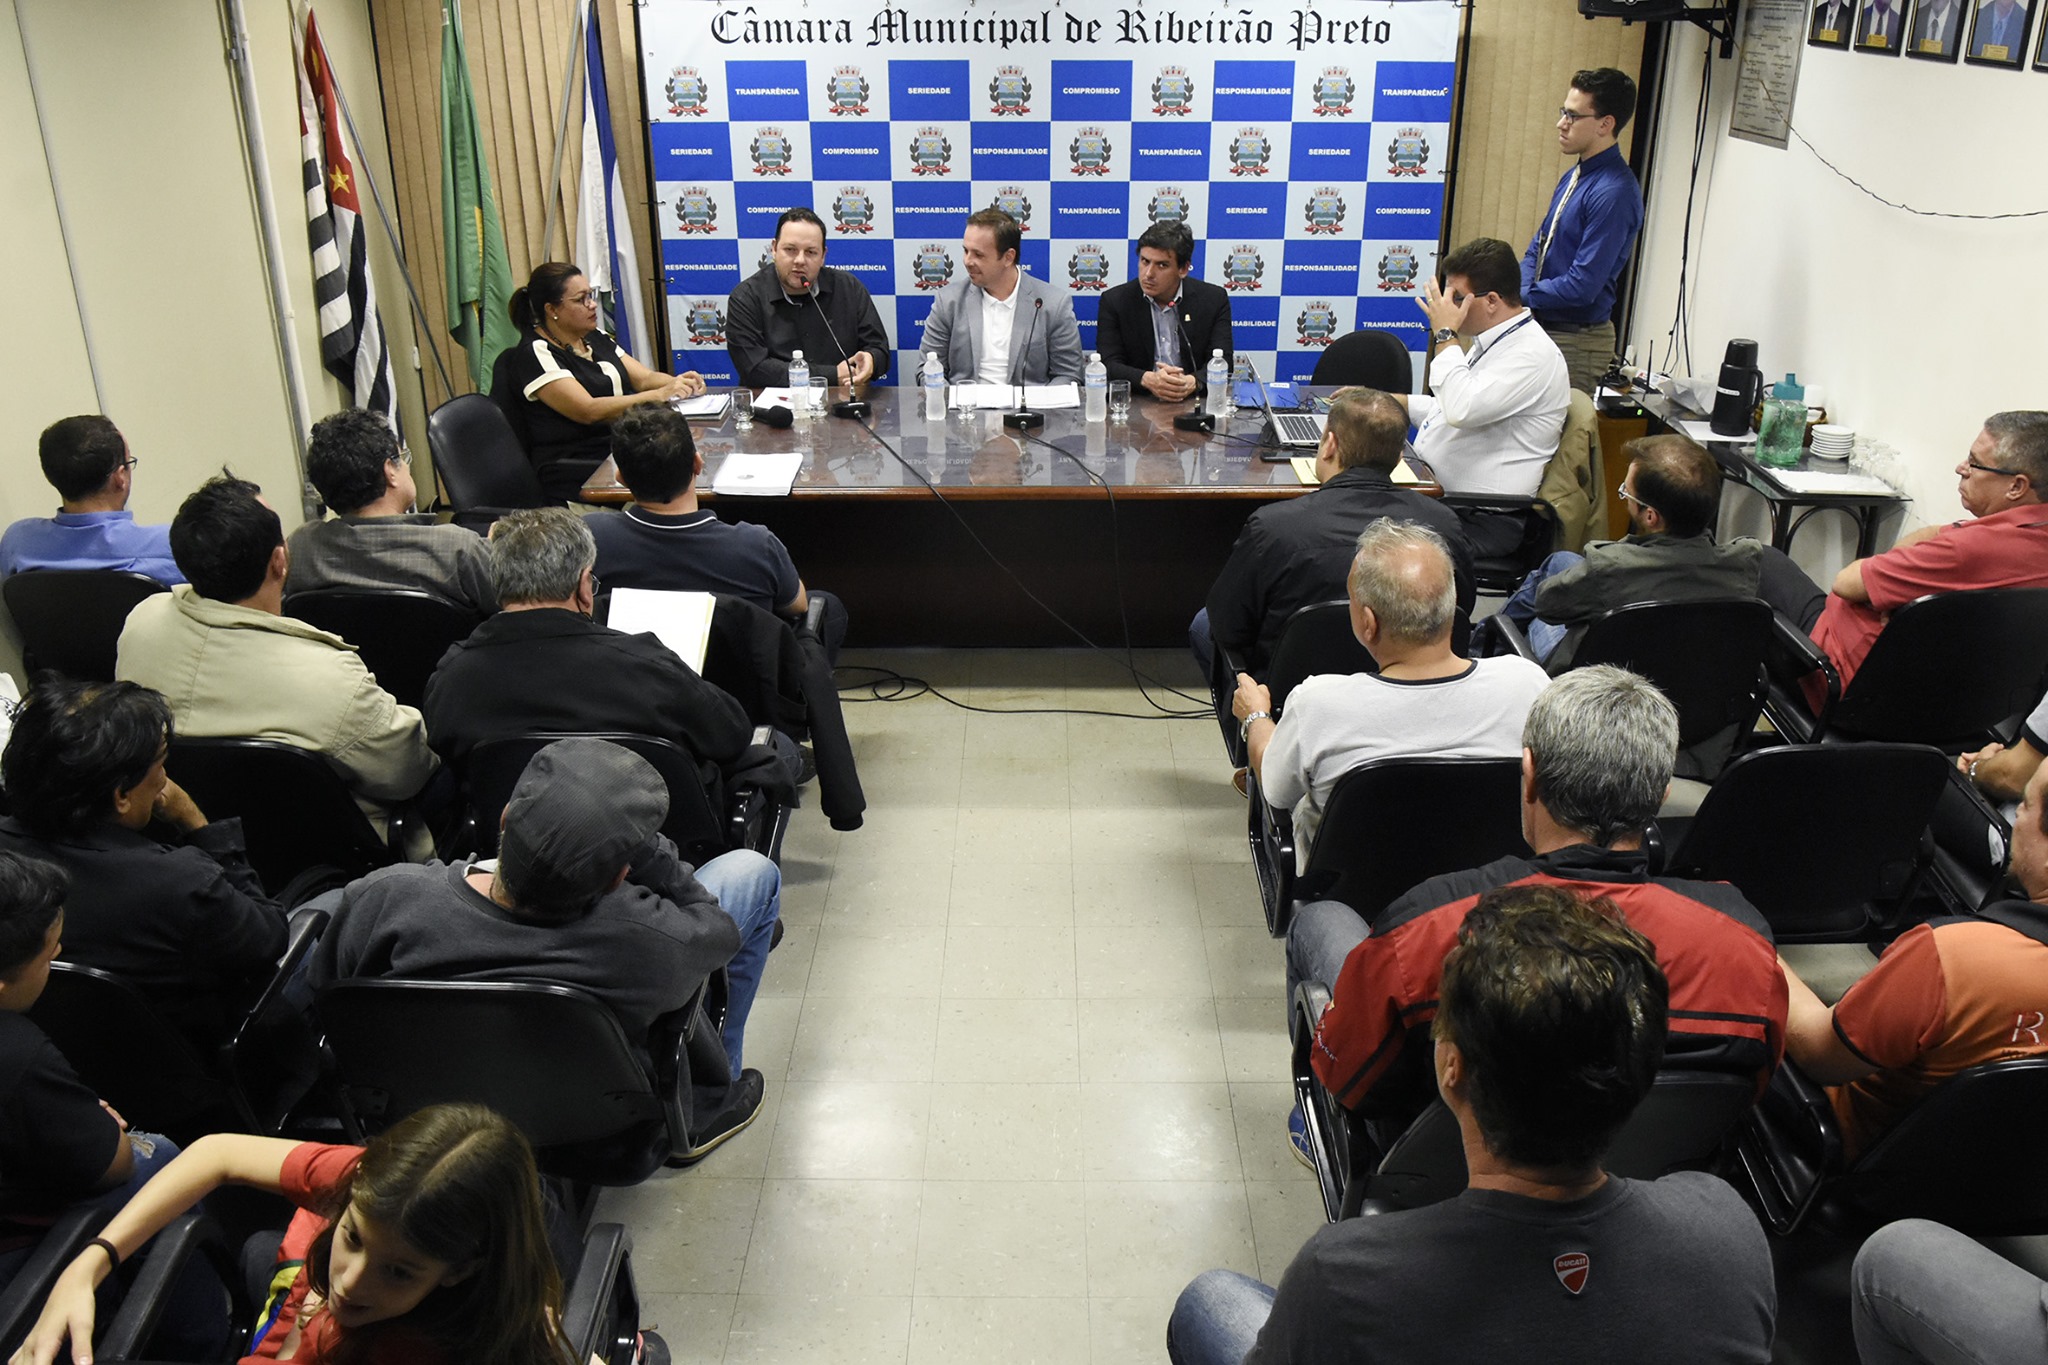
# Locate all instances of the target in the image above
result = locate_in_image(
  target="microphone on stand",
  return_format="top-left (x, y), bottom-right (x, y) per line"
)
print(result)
top-left (1003, 297), bottom-right (1046, 431)
top-left (1178, 309), bottom-right (1204, 403)
top-left (803, 279), bottom-right (870, 418)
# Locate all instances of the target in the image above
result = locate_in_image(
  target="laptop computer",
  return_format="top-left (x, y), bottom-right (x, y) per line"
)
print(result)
top-left (1244, 361), bottom-right (1326, 458)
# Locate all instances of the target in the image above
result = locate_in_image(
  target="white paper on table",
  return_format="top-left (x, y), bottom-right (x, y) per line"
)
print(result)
top-left (1674, 417), bottom-right (1757, 446)
top-left (949, 383), bottom-right (1080, 410)
top-left (711, 452), bottom-right (804, 496)
top-left (1765, 469), bottom-right (1900, 496)
top-left (755, 388), bottom-right (796, 408)
top-left (670, 392), bottom-right (731, 418)
top-left (605, 588), bottom-right (715, 672)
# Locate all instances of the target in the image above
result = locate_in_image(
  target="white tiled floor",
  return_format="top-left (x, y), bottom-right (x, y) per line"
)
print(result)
top-left (594, 648), bottom-right (1325, 1363)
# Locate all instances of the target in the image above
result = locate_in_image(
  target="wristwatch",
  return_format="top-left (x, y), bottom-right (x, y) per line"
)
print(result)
top-left (1431, 327), bottom-right (1460, 345)
top-left (1239, 710), bottom-right (1272, 740)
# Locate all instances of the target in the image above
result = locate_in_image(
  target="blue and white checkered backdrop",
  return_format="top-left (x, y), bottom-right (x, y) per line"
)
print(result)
top-left (639, 0), bottom-right (1460, 388)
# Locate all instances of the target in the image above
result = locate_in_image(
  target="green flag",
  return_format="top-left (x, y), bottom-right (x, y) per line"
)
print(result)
top-left (440, 0), bottom-right (518, 391)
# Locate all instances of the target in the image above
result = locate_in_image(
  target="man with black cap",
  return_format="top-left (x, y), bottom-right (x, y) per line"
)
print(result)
top-left (308, 738), bottom-right (781, 1157)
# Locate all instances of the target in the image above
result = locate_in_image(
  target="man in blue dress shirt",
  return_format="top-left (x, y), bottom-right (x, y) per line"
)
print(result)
top-left (1520, 69), bottom-right (1645, 394)
top-left (0, 416), bottom-right (183, 584)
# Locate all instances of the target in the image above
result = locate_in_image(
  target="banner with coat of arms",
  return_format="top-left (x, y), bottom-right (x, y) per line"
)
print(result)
top-left (640, 0), bottom-right (1459, 386)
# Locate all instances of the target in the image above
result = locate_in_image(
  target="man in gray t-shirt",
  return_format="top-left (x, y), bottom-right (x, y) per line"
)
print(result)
top-left (1167, 884), bottom-right (1776, 1365)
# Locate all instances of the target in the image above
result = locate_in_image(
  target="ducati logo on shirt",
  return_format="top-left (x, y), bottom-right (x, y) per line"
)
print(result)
top-left (1553, 1252), bottom-right (1590, 1295)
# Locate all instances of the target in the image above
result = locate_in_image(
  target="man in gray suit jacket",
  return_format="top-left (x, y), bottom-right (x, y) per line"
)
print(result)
top-left (919, 209), bottom-right (1084, 386)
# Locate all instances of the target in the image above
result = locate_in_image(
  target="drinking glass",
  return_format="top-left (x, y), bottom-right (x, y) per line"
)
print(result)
top-left (732, 388), bottom-right (753, 431)
top-left (809, 377), bottom-right (829, 413)
top-left (1108, 380), bottom-right (1131, 420)
top-left (957, 383), bottom-right (980, 413)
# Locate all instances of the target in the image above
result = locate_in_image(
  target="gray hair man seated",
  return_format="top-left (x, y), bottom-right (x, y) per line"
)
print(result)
top-left (1233, 517), bottom-right (1547, 854)
top-left (309, 737), bottom-right (782, 1158)
top-left (1169, 883), bottom-right (1777, 1364)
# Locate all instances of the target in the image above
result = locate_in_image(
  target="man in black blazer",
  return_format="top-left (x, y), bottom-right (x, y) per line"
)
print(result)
top-left (1096, 222), bottom-right (1233, 401)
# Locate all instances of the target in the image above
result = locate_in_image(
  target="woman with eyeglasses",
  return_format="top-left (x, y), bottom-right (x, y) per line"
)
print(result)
top-left (499, 262), bottom-right (707, 501)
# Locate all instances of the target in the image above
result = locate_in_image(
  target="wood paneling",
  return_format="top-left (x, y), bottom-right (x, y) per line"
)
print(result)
top-left (366, 0), bottom-right (653, 405)
top-left (1449, 0), bottom-right (1647, 252)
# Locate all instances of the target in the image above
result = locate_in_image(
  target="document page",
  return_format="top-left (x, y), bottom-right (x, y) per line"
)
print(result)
top-left (606, 588), bottom-right (715, 672)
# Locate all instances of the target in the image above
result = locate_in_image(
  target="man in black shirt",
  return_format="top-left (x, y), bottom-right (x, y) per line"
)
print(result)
top-left (1196, 387), bottom-right (1472, 675)
top-left (725, 207), bottom-right (891, 388)
top-left (1167, 883), bottom-right (1776, 1365)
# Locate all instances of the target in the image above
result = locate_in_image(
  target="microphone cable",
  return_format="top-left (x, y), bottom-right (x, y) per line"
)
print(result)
top-left (842, 413), bottom-right (1208, 719)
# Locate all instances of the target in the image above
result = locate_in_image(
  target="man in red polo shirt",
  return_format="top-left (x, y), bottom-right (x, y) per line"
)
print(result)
top-left (1781, 755), bottom-right (2048, 1160)
top-left (1809, 410), bottom-right (2048, 695)
top-left (1293, 665), bottom-right (1786, 1156)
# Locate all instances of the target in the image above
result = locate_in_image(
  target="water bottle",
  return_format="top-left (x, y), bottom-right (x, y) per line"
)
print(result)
top-left (1757, 372), bottom-right (1806, 469)
top-left (787, 350), bottom-right (811, 423)
top-left (1205, 349), bottom-right (1229, 416)
top-left (923, 352), bottom-right (947, 421)
top-left (1084, 351), bottom-right (1108, 422)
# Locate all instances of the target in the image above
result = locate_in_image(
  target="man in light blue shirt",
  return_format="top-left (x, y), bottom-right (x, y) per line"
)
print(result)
top-left (0, 416), bottom-right (183, 584)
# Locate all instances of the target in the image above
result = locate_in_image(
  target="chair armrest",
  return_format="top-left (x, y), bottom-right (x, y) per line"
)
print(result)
top-left (1290, 981), bottom-right (1340, 1220)
top-left (1761, 611), bottom-right (1838, 743)
top-left (1486, 613), bottom-right (1538, 662)
top-left (559, 1224), bottom-right (632, 1364)
top-left (225, 909), bottom-right (330, 1133)
top-left (1215, 643), bottom-right (1253, 768)
top-left (1731, 1060), bottom-right (1842, 1237)
top-left (98, 1213), bottom-right (234, 1363)
top-left (1437, 492), bottom-right (1546, 515)
top-left (803, 597), bottom-right (825, 635)
top-left (1293, 981), bottom-right (1333, 1041)
top-left (0, 1206), bottom-right (111, 1356)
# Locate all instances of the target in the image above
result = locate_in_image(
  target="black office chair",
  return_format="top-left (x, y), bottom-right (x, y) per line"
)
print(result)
top-left (1292, 983), bottom-right (1755, 1220)
top-left (1248, 756), bottom-right (1526, 937)
top-left (28, 912), bottom-right (327, 1143)
top-left (488, 344), bottom-right (537, 456)
top-left (0, 1206), bottom-right (110, 1358)
top-left (1764, 588), bottom-right (2048, 747)
top-left (282, 588), bottom-right (486, 711)
top-left (97, 1212), bottom-right (649, 1365)
top-left (1736, 1056), bottom-right (2048, 1237)
top-left (1660, 744), bottom-right (1952, 942)
top-left (1490, 598), bottom-right (1776, 776)
top-left (317, 979), bottom-right (728, 1185)
top-left (457, 732), bottom-right (786, 867)
top-left (1436, 493), bottom-right (1559, 595)
top-left (426, 392), bottom-right (551, 529)
top-left (167, 738), bottom-right (406, 902)
top-left (1211, 601), bottom-right (1377, 765)
top-left (2, 569), bottom-right (168, 681)
top-left (1309, 328), bottom-right (1415, 393)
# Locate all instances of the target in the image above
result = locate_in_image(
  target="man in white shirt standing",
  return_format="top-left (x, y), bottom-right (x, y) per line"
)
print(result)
top-left (1397, 237), bottom-right (1571, 559)
top-left (918, 209), bottom-right (1084, 387)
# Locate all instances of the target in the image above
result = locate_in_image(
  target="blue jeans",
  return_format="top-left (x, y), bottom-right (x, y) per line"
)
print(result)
top-left (1284, 899), bottom-right (1371, 1038)
top-left (1189, 607), bottom-right (1215, 678)
top-left (1499, 550), bottom-right (1585, 662)
top-left (1853, 1219), bottom-right (2048, 1364)
top-left (696, 850), bottom-right (781, 1073)
top-left (1167, 1269), bottom-right (1278, 1365)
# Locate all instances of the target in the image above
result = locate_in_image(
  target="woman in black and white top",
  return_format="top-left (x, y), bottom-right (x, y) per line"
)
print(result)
top-left (499, 261), bottom-right (706, 500)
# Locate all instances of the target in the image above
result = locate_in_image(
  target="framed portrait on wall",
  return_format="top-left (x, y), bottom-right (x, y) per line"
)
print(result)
top-left (2036, 11), bottom-right (2048, 62)
top-left (1853, 0), bottom-right (1909, 50)
top-left (1810, 0), bottom-right (1857, 44)
top-left (1905, 0), bottom-right (1967, 56)
top-left (1964, 0), bottom-right (2035, 64)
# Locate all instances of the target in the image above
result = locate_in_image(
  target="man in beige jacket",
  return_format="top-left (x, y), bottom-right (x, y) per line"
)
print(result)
top-left (116, 474), bottom-right (438, 842)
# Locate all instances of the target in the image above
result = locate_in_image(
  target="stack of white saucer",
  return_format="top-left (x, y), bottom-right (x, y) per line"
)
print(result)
top-left (1810, 424), bottom-right (1855, 460)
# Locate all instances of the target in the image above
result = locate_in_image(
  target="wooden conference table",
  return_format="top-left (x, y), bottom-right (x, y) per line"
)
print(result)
top-left (582, 386), bottom-right (1438, 647)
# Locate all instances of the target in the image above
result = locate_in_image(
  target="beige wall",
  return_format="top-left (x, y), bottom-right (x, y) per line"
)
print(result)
top-left (1, 0), bottom-right (430, 682)
top-left (1628, 20), bottom-right (2048, 580)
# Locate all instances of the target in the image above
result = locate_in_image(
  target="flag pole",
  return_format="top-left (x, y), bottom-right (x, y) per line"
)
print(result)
top-left (315, 10), bottom-right (461, 405)
top-left (222, 0), bottom-right (319, 522)
top-left (540, 1), bottom-right (588, 262)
